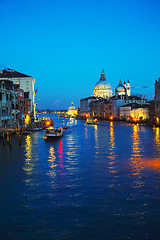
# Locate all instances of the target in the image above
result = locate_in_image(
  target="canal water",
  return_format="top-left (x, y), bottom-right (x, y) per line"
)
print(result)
top-left (0, 114), bottom-right (160, 240)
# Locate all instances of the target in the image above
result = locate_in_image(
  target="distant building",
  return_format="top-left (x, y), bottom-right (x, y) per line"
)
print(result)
top-left (155, 78), bottom-right (160, 125)
top-left (0, 68), bottom-right (35, 119)
top-left (93, 70), bottom-right (112, 99)
top-left (66, 101), bottom-right (78, 117)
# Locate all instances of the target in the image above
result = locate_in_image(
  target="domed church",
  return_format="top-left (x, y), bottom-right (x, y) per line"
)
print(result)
top-left (115, 80), bottom-right (131, 97)
top-left (93, 70), bottom-right (112, 99)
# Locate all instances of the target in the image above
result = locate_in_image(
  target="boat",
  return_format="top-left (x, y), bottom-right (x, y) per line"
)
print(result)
top-left (86, 118), bottom-right (98, 125)
top-left (33, 127), bottom-right (43, 132)
top-left (43, 127), bottom-right (63, 139)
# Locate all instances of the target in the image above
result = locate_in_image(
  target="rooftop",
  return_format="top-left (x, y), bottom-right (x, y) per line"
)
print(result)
top-left (0, 68), bottom-right (32, 78)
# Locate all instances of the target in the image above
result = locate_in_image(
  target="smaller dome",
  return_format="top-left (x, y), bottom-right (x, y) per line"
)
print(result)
top-left (115, 80), bottom-right (126, 96)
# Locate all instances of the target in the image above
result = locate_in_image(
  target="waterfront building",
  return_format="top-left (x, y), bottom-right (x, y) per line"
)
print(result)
top-left (155, 78), bottom-right (160, 125)
top-left (110, 95), bottom-right (146, 119)
top-left (66, 101), bottom-right (78, 117)
top-left (14, 85), bottom-right (24, 125)
top-left (24, 92), bottom-right (31, 125)
top-left (120, 103), bottom-right (149, 121)
top-left (0, 68), bottom-right (35, 119)
top-left (89, 98), bottom-right (111, 119)
top-left (93, 70), bottom-right (112, 99)
top-left (110, 79), bottom-right (147, 119)
top-left (79, 96), bottom-right (98, 118)
top-left (0, 80), bottom-right (19, 128)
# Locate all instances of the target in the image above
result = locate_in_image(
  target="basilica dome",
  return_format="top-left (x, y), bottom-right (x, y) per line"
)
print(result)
top-left (115, 80), bottom-right (126, 96)
top-left (93, 70), bottom-right (112, 99)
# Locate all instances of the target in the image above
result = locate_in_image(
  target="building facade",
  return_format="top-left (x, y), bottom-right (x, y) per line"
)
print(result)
top-left (0, 80), bottom-right (18, 128)
top-left (120, 103), bottom-right (149, 121)
top-left (155, 78), bottom-right (160, 124)
top-left (0, 68), bottom-right (35, 119)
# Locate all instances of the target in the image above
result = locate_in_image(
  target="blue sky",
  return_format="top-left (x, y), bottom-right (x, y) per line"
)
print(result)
top-left (0, 0), bottom-right (160, 109)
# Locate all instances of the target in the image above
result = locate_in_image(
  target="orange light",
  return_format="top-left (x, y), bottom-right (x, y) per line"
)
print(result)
top-left (86, 114), bottom-right (89, 118)
top-left (110, 116), bottom-right (113, 120)
top-left (45, 120), bottom-right (51, 126)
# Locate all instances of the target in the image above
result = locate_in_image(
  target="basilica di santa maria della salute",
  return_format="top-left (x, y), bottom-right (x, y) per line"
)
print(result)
top-left (79, 69), bottom-right (149, 120)
top-left (93, 70), bottom-right (131, 99)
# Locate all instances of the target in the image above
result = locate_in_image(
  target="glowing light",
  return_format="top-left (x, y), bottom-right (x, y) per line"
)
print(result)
top-left (25, 114), bottom-right (30, 125)
top-left (130, 108), bottom-right (149, 121)
top-left (45, 120), bottom-right (51, 126)
top-left (156, 117), bottom-right (159, 125)
top-left (110, 116), bottom-right (113, 120)
top-left (143, 159), bottom-right (160, 170)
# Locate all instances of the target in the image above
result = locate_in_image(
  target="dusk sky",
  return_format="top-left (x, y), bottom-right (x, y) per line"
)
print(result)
top-left (1, 0), bottom-right (160, 109)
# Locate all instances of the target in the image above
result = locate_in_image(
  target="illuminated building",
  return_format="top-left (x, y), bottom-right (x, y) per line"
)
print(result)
top-left (120, 103), bottom-right (149, 121)
top-left (66, 101), bottom-right (78, 117)
top-left (0, 68), bottom-right (35, 120)
top-left (93, 70), bottom-right (112, 99)
top-left (155, 77), bottom-right (160, 125)
top-left (111, 94), bottom-right (146, 119)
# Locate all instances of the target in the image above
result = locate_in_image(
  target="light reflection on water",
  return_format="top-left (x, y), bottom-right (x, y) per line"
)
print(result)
top-left (153, 126), bottom-right (160, 154)
top-left (23, 135), bottom-right (34, 182)
top-left (0, 116), bottom-right (160, 240)
top-left (130, 124), bottom-right (144, 177)
top-left (48, 146), bottom-right (57, 178)
top-left (108, 122), bottom-right (118, 187)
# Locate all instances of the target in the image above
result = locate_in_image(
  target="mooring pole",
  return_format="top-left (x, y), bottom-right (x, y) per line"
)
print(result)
top-left (3, 132), bottom-right (5, 145)
top-left (7, 132), bottom-right (9, 144)
top-left (9, 130), bottom-right (11, 148)
top-left (19, 128), bottom-right (21, 146)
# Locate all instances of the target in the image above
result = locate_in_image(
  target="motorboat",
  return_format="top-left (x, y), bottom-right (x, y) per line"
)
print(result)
top-left (86, 118), bottom-right (98, 125)
top-left (43, 127), bottom-right (63, 139)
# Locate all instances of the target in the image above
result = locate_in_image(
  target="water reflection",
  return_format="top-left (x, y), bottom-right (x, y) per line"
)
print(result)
top-left (48, 146), bottom-right (57, 178)
top-left (129, 123), bottom-right (145, 225)
top-left (85, 125), bottom-right (88, 139)
top-left (130, 124), bottom-right (144, 177)
top-left (144, 127), bottom-right (160, 171)
top-left (153, 126), bottom-right (160, 154)
top-left (94, 124), bottom-right (98, 146)
top-left (23, 135), bottom-right (34, 182)
top-left (108, 122), bottom-right (118, 187)
top-left (58, 140), bottom-right (65, 176)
